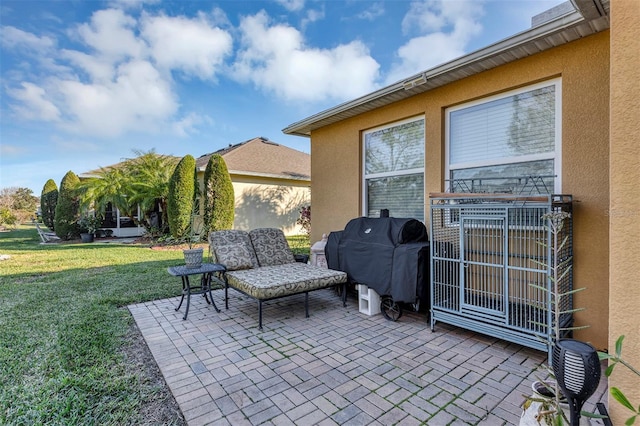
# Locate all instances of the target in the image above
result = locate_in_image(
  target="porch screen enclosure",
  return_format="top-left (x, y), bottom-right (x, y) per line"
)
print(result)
top-left (429, 193), bottom-right (573, 358)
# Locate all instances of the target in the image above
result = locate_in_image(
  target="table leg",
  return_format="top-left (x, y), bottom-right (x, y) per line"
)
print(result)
top-left (204, 272), bottom-right (221, 313)
top-left (175, 276), bottom-right (187, 312)
top-left (180, 275), bottom-right (192, 320)
top-left (201, 273), bottom-right (212, 305)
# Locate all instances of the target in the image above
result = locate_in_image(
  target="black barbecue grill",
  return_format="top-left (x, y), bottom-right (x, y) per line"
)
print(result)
top-left (325, 216), bottom-right (430, 321)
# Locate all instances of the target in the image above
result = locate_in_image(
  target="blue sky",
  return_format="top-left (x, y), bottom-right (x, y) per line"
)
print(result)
top-left (0, 0), bottom-right (566, 194)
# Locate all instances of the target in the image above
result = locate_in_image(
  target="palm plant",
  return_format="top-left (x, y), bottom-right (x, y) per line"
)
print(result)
top-left (77, 167), bottom-right (135, 220)
top-left (123, 149), bottom-right (178, 232)
top-left (76, 150), bottom-right (178, 233)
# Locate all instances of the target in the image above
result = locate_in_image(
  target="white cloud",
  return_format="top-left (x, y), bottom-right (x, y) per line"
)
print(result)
top-left (0, 25), bottom-right (55, 52)
top-left (141, 12), bottom-right (233, 79)
top-left (386, 0), bottom-right (484, 84)
top-left (108, 0), bottom-right (160, 10)
top-left (7, 82), bottom-right (61, 121)
top-left (0, 143), bottom-right (28, 156)
top-left (301, 7), bottom-right (325, 30)
top-left (357, 2), bottom-right (385, 21)
top-left (56, 60), bottom-right (178, 137)
top-left (74, 8), bottom-right (146, 61)
top-left (60, 49), bottom-right (116, 83)
top-left (4, 7), bottom-right (237, 138)
top-left (172, 112), bottom-right (211, 137)
top-left (3, 4), bottom-right (387, 138)
top-left (232, 11), bottom-right (380, 103)
top-left (275, 0), bottom-right (305, 12)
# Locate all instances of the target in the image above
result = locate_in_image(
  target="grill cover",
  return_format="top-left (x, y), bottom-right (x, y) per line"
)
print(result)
top-left (326, 217), bottom-right (429, 303)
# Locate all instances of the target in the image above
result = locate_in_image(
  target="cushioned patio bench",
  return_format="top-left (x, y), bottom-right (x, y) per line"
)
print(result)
top-left (209, 228), bottom-right (348, 329)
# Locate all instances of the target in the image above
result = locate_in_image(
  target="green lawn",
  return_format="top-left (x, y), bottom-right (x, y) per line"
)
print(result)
top-left (0, 225), bottom-right (186, 425)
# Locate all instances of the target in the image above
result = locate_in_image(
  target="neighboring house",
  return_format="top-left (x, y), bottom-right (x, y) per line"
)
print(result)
top-left (283, 1), bottom-right (639, 422)
top-left (196, 136), bottom-right (310, 235)
top-left (81, 137), bottom-right (310, 237)
top-left (80, 155), bottom-right (181, 238)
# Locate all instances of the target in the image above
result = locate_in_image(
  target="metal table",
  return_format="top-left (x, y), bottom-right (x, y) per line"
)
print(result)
top-left (167, 263), bottom-right (225, 320)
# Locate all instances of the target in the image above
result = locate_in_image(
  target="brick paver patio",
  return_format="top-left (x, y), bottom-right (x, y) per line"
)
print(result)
top-left (129, 288), bottom-right (608, 425)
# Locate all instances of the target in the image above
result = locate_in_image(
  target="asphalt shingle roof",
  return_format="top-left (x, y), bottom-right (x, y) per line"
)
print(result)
top-left (196, 136), bottom-right (310, 180)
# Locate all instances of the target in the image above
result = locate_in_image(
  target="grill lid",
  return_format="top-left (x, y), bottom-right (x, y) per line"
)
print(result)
top-left (342, 217), bottom-right (427, 246)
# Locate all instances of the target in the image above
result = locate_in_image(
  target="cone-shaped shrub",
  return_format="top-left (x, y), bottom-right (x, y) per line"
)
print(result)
top-left (40, 179), bottom-right (58, 230)
top-left (167, 155), bottom-right (196, 239)
top-left (54, 171), bottom-right (81, 240)
top-left (203, 154), bottom-right (234, 234)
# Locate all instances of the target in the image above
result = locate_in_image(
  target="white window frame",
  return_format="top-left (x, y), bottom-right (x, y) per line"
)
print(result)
top-left (445, 78), bottom-right (562, 194)
top-left (362, 116), bottom-right (425, 219)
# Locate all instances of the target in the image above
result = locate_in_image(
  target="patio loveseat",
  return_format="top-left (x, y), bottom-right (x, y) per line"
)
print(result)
top-left (209, 228), bottom-right (348, 329)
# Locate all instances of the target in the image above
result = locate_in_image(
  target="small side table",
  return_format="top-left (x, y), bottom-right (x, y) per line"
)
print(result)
top-left (167, 263), bottom-right (226, 320)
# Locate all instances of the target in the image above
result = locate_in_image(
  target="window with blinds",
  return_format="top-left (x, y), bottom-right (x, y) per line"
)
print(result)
top-left (363, 117), bottom-right (425, 220)
top-left (446, 79), bottom-right (561, 194)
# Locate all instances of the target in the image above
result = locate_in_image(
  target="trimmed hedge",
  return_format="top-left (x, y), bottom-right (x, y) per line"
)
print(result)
top-left (41, 179), bottom-right (58, 230)
top-left (54, 171), bottom-right (81, 240)
top-left (167, 155), bottom-right (196, 239)
top-left (203, 154), bottom-right (234, 234)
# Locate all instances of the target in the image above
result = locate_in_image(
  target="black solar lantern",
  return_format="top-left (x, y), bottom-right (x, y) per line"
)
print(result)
top-left (552, 339), bottom-right (601, 426)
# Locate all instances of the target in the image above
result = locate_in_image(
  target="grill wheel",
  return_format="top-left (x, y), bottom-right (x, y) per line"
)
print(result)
top-left (381, 296), bottom-right (403, 321)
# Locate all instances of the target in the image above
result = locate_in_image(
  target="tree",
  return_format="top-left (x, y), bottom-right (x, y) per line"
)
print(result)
top-left (54, 171), bottom-right (81, 240)
top-left (0, 207), bottom-right (17, 228)
top-left (41, 179), bottom-right (58, 230)
top-left (12, 188), bottom-right (38, 212)
top-left (0, 187), bottom-right (38, 225)
top-left (203, 154), bottom-right (234, 234)
top-left (167, 155), bottom-right (197, 239)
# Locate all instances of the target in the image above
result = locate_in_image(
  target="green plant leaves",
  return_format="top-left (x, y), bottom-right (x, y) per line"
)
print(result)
top-left (612, 387), bottom-right (636, 412)
top-left (616, 335), bottom-right (625, 357)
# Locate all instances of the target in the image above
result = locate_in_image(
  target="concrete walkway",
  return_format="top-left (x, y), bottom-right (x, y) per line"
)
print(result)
top-left (129, 288), bottom-right (608, 425)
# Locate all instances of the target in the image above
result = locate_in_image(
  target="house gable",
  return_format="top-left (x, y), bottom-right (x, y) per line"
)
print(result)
top-left (196, 136), bottom-right (310, 182)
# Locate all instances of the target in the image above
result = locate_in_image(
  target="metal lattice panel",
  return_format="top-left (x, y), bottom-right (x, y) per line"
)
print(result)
top-left (429, 193), bottom-right (573, 360)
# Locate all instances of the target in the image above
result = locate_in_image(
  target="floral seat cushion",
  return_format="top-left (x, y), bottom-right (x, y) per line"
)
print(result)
top-left (209, 230), bottom-right (259, 271)
top-left (225, 263), bottom-right (347, 300)
top-left (248, 228), bottom-right (296, 267)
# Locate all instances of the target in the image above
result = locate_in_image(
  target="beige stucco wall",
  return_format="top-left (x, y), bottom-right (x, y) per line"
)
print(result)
top-left (609, 0), bottom-right (640, 423)
top-left (196, 172), bottom-right (310, 236)
top-left (231, 175), bottom-right (310, 235)
top-left (310, 31), bottom-right (610, 349)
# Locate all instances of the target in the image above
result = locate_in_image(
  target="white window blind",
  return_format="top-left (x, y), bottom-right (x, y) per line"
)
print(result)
top-left (363, 118), bottom-right (425, 220)
top-left (447, 80), bottom-right (560, 194)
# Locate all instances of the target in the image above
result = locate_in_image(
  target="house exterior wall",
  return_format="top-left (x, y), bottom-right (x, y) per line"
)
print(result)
top-left (230, 175), bottom-right (310, 235)
top-left (195, 172), bottom-right (310, 236)
top-left (310, 31), bottom-right (610, 350)
top-left (609, 0), bottom-right (640, 423)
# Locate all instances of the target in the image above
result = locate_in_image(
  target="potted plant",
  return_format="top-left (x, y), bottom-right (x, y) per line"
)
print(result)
top-left (78, 214), bottom-right (102, 243)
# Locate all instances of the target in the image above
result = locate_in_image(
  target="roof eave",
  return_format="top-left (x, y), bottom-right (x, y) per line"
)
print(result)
top-left (196, 168), bottom-right (310, 181)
